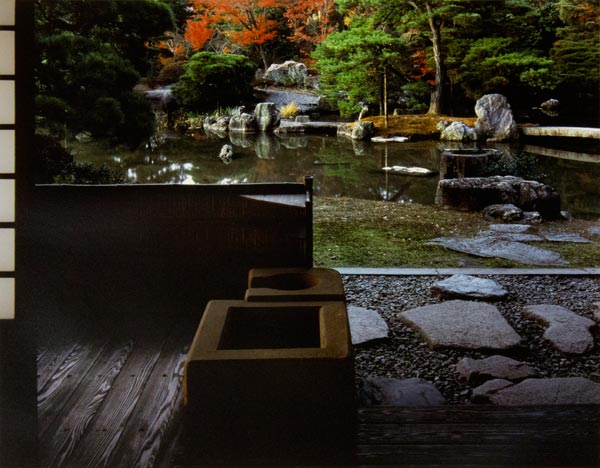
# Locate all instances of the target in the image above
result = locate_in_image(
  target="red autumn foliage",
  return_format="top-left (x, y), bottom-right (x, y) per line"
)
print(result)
top-left (186, 0), bottom-right (281, 47)
top-left (185, 8), bottom-right (215, 51)
top-left (283, 0), bottom-right (336, 60)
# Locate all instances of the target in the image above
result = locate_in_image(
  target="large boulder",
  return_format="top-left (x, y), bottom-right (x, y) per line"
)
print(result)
top-left (229, 113), bottom-right (257, 134)
top-left (203, 115), bottom-right (230, 136)
top-left (254, 102), bottom-right (280, 132)
top-left (474, 94), bottom-right (519, 141)
top-left (338, 122), bottom-right (375, 140)
top-left (435, 175), bottom-right (561, 219)
top-left (359, 377), bottom-right (446, 407)
top-left (264, 60), bottom-right (308, 87)
top-left (440, 121), bottom-right (477, 141)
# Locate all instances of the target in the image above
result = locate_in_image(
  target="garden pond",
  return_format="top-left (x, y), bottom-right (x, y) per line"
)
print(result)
top-left (73, 130), bottom-right (600, 219)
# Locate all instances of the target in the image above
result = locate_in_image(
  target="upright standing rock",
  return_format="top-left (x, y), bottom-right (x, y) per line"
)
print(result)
top-left (474, 94), bottom-right (519, 141)
top-left (254, 102), bottom-right (281, 132)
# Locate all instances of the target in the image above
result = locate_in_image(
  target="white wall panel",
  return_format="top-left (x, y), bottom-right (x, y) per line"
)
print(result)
top-left (0, 131), bottom-right (15, 174)
top-left (0, 81), bottom-right (15, 124)
top-left (0, 229), bottom-right (14, 271)
top-left (0, 0), bottom-right (15, 26)
top-left (0, 180), bottom-right (15, 222)
top-left (0, 31), bottom-right (15, 75)
top-left (0, 278), bottom-right (14, 320)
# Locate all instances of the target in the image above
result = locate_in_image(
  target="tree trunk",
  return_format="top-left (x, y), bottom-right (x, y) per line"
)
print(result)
top-left (426, 2), bottom-right (444, 115)
top-left (384, 65), bottom-right (388, 128)
top-left (256, 43), bottom-right (269, 70)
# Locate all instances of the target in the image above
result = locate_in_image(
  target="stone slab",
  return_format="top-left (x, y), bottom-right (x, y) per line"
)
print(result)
top-left (539, 231), bottom-right (593, 243)
top-left (427, 236), bottom-right (568, 266)
top-left (478, 230), bottom-right (544, 242)
top-left (348, 305), bottom-right (389, 345)
top-left (430, 274), bottom-right (508, 301)
top-left (522, 304), bottom-right (595, 354)
top-left (399, 300), bottom-right (523, 351)
top-left (471, 379), bottom-right (514, 403)
top-left (359, 377), bottom-right (446, 407)
top-left (457, 355), bottom-right (536, 385)
top-left (474, 377), bottom-right (600, 405)
top-left (489, 224), bottom-right (533, 233)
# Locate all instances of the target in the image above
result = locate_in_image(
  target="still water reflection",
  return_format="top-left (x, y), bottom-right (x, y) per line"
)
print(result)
top-left (74, 132), bottom-right (600, 218)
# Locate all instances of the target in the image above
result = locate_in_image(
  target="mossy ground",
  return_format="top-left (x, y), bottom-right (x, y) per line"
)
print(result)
top-left (362, 114), bottom-right (477, 139)
top-left (313, 197), bottom-right (600, 268)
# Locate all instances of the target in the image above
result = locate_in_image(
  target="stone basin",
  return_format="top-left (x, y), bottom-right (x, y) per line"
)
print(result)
top-left (440, 148), bottom-right (495, 179)
top-left (183, 300), bottom-right (355, 461)
top-left (245, 267), bottom-right (345, 302)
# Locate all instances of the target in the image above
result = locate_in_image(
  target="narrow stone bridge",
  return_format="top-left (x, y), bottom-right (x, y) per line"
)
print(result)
top-left (521, 126), bottom-right (600, 139)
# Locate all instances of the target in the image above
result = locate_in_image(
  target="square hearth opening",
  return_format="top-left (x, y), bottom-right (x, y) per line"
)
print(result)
top-left (217, 306), bottom-right (322, 350)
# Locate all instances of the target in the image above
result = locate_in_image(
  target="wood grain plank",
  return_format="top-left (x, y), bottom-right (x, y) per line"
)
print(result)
top-left (358, 422), bottom-right (599, 445)
top-left (358, 405), bottom-right (600, 424)
top-left (356, 443), bottom-right (600, 466)
top-left (64, 331), bottom-right (168, 468)
top-left (37, 343), bottom-right (78, 392)
top-left (108, 325), bottom-right (189, 468)
top-left (38, 340), bottom-right (106, 435)
top-left (40, 340), bottom-right (135, 468)
top-left (151, 387), bottom-right (184, 468)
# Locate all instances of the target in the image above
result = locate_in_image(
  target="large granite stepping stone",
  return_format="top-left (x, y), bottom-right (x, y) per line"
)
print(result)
top-left (359, 377), bottom-right (446, 407)
top-left (427, 236), bottom-right (567, 266)
top-left (348, 305), bottom-right (389, 345)
top-left (457, 355), bottom-right (536, 385)
top-left (399, 300), bottom-right (523, 351)
top-left (472, 377), bottom-right (600, 405)
top-left (522, 304), bottom-right (596, 354)
top-left (431, 274), bottom-right (508, 301)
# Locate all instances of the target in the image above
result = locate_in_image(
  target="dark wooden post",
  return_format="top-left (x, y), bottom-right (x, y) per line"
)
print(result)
top-left (304, 175), bottom-right (314, 268)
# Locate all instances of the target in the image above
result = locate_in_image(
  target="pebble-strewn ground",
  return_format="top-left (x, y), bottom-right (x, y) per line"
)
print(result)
top-left (343, 275), bottom-right (600, 404)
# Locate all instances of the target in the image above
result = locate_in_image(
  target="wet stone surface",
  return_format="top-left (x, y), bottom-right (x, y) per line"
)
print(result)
top-left (344, 274), bottom-right (600, 404)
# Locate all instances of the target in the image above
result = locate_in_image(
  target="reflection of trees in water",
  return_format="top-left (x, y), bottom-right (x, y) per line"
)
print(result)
top-left (536, 157), bottom-right (600, 219)
top-left (73, 134), bottom-right (600, 216)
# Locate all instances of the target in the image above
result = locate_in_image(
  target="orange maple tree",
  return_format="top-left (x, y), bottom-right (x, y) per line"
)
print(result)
top-left (185, 0), bottom-right (283, 68)
top-left (185, 7), bottom-right (215, 51)
top-left (283, 0), bottom-right (336, 61)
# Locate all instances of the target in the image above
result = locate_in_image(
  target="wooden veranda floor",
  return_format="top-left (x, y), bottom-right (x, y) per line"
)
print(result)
top-left (37, 324), bottom-right (600, 468)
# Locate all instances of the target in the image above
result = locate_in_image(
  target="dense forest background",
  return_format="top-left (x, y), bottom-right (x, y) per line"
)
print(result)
top-left (35, 0), bottom-right (599, 152)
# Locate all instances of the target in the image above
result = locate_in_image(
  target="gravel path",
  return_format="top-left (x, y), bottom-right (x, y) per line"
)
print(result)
top-left (343, 274), bottom-right (600, 404)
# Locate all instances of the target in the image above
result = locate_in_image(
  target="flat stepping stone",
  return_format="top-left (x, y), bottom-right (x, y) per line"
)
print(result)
top-left (587, 226), bottom-right (600, 236)
top-left (522, 304), bottom-right (595, 354)
top-left (347, 305), bottom-right (389, 345)
top-left (430, 274), bottom-right (508, 301)
top-left (427, 236), bottom-right (568, 266)
top-left (359, 377), bottom-right (446, 407)
top-left (472, 377), bottom-right (600, 405)
top-left (539, 230), bottom-right (592, 243)
top-left (457, 355), bottom-right (536, 385)
top-left (489, 224), bottom-right (533, 233)
top-left (471, 379), bottom-right (514, 403)
top-left (478, 230), bottom-right (544, 242)
top-left (399, 300), bottom-right (523, 351)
